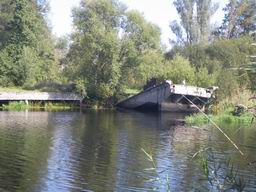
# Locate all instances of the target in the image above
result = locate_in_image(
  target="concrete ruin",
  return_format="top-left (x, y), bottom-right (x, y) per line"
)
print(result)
top-left (117, 80), bottom-right (218, 112)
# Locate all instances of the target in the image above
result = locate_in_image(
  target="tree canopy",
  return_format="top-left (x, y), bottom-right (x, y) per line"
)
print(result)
top-left (66, 0), bottom-right (164, 101)
top-left (0, 0), bottom-right (57, 86)
top-left (170, 0), bottom-right (218, 45)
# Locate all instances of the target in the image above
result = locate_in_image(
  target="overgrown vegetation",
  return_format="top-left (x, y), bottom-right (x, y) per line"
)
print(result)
top-left (0, 0), bottom-right (255, 106)
top-left (63, 0), bottom-right (256, 106)
top-left (186, 112), bottom-right (254, 127)
top-left (186, 89), bottom-right (256, 126)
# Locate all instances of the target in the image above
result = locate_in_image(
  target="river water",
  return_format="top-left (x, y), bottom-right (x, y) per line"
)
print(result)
top-left (0, 110), bottom-right (255, 191)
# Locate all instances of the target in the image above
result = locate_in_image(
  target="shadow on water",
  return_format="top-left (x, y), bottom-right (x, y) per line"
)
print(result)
top-left (0, 110), bottom-right (255, 191)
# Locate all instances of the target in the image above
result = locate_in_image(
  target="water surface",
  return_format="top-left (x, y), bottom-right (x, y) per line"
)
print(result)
top-left (0, 111), bottom-right (255, 191)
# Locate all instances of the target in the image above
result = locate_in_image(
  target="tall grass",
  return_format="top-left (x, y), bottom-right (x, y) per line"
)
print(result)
top-left (141, 148), bottom-right (171, 191)
top-left (185, 113), bottom-right (254, 127)
top-left (211, 90), bottom-right (256, 114)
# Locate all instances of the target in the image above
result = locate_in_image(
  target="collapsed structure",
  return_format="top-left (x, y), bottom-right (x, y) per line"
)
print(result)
top-left (117, 80), bottom-right (218, 112)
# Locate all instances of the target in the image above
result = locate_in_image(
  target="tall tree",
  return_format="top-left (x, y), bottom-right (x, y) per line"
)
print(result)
top-left (0, 0), bottom-right (57, 86)
top-left (170, 0), bottom-right (218, 45)
top-left (217, 0), bottom-right (256, 38)
top-left (67, 0), bottom-right (124, 100)
top-left (0, 0), bottom-right (15, 48)
top-left (119, 10), bottom-right (162, 87)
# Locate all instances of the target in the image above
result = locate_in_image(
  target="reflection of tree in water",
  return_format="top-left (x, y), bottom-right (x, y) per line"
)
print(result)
top-left (0, 112), bottom-right (53, 191)
top-left (75, 111), bottom-right (118, 191)
top-left (75, 111), bottom-right (164, 191)
top-left (37, 112), bottom-right (82, 192)
top-left (1, 111), bottom-right (254, 191)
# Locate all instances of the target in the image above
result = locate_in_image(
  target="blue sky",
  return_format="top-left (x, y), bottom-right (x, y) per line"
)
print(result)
top-left (49, 0), bottom-right (228, 48)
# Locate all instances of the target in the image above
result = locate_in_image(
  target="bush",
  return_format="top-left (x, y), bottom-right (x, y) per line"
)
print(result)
top-left (28, 81), bottom-right (77, 92)
top-left (2, 101), bottom-right (28, 111)
top-left (163, 54), bottom-right (196, 84)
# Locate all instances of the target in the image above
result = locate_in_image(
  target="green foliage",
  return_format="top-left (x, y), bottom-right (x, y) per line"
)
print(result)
top-left (185, 112), bottom-right (254, 127)
top-left (0, 49), bottom-right (14, 86)
top-left (163, 54), bottom-right (196, 84)
top-left (196, 67), bottom-right (216, 87)
top-left (166, 36), bottom-right (254, 101)
top-left (135, 50), bottom-right (164, 86)
top-left (0, 0), bottom-right (254, 109)
top-left (0, 0), bottom-right (57, 87)
top-left (1, 101), bottom-right (79, 111)
top-left (2, 101), bottom-right (28, 111)
top-left (123, 10), bottom-right (161, 51)
top-left (171, 0), bottom-right (218, 45)
top-left (123, 88), bottom-right (140, 95)
top-left (216, 0), bottom-right (256, 38)
top-left (215, 70), bottom-right (240, 100)
top-left (66, 0), bottom-right (163, 101)
top-left (30, 81), bottom-right (77, 92)
top-left (67, 0), bottom-right (123, 101)
top-left (119, 10), bottom-right (162, 88)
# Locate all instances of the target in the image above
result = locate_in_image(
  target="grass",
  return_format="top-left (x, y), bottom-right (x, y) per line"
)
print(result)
top-left (2, 101), bottom-right (29, 110)
top-left (1, 101), bottom-right (79, 111)
top-left (185, 112), bottom-right (254, 127)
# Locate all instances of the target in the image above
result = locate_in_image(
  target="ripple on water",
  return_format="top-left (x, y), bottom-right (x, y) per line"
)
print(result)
top-left (0, 111), bottom-right (255, 191)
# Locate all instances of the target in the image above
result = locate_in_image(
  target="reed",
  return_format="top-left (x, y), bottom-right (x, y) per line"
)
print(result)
top-left (141, 148), bottom-right (171, 191)
top-left (193, 148), bottom-right (246, 191)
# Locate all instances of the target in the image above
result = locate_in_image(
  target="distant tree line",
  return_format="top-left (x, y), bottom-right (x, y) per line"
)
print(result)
top-left (0, 0), bottom-right (255, 104)
top-left (168, 0), bottom-right (256, 100)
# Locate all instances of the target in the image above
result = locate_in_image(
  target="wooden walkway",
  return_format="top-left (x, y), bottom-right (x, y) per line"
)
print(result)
top-left (0, 92), bottom-right (83, 102)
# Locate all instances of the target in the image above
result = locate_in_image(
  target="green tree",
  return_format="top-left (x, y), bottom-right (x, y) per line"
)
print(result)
top-left (0, 0), bottom-right (15, 48)
top-left (67, 0), bottom-right (124, 100)
top-left (0, 0), bottom-right (57, 86)
top-left (170, 0), bottom-right (218, 45)
top-left (135, 50), bottom-right (164, 86)
top-left (216, 0), bottom-right (256, 38)
top-left (119, 10), bottom-right (162, 88)
top-left (195, 67), bottom-right (217, 87)
top-left (55, 36), bottom-right (69, 68)
top-left (163, 54), bottom-right (196, 84)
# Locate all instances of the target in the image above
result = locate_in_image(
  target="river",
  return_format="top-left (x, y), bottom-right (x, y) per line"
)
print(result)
top-left (0, 110), bottom-right (255, 191)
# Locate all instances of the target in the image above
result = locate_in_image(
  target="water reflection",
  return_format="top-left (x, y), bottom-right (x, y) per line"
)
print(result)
top-left (0, 111), bottom-right (255, 191)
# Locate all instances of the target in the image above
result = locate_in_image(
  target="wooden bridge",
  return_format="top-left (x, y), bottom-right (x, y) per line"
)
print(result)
top-left (117, 80), bottom-right (218, 112)
top-left (0, 92), bottom-right (83, 103)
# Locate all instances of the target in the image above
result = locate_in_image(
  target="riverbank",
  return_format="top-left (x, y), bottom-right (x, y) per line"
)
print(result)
top-left (185, 111), bottom-right (255, 127)
top-left (1, 101), bottom-right (80, 111)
